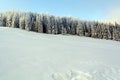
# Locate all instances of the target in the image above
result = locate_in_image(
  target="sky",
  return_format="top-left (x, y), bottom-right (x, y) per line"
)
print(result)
top-left (0, 0), bottom-right (120, 22)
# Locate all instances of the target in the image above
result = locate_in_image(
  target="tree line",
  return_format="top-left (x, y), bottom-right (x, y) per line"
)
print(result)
top-left (0, 11), bottom-right (120, 41)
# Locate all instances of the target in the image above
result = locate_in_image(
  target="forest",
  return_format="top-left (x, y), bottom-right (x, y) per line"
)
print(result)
top-left (0, 11), bottom-right (120, 41)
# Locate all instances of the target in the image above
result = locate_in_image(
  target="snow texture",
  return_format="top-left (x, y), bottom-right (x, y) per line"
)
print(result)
top-left (0, 27), bottom-right (120, 80)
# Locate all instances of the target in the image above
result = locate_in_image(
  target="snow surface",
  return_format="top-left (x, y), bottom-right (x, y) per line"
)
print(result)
top-left (0, 27), bottom-right (120, 80)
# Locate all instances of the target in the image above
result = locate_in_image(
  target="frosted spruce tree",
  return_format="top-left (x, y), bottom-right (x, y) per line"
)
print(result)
top-left (0, 11), bottom-right (120, 41)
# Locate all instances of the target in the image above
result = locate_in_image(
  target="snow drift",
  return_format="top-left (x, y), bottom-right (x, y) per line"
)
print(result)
top-left (0, 27), bottom-right (120, 80)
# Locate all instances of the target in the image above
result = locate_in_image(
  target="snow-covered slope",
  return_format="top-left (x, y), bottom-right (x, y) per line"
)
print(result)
top-left (0, 27), bottom-right (120, 80)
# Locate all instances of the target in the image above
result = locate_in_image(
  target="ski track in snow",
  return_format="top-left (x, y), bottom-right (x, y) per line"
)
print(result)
top-left (0, 27), bottom-right (120, 80)
top-left (52, 61), bottom-right (120, 80)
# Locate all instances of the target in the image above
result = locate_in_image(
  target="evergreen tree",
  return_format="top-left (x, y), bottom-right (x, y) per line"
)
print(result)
top-left (0, 11), bottom-right (120, 41)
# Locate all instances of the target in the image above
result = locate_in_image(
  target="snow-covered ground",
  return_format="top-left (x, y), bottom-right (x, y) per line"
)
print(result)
top-left (0, 27), bottom-right (120, 80)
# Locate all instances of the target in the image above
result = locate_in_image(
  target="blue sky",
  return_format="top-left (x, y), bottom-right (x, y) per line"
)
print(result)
top-left (0, 0), bottom-right (120, 21)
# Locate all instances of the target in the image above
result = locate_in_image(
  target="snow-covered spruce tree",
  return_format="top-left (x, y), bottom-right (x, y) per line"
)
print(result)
top-left (60, 18), bottom-right (65, 35)
top-left (35, 14), bottom-right (39, 32)
top-left (25, 12), bottom-right (33, 31)
top-left (61, 26), bottom-right (67, 35)
top-left (102, 24), bottom-right (109, 39)
top-left (65, 17), bottom-right (77, 35)
top-left (0, 14), bottom-right (2, 26)
top-left (1, 14), bottom-right (7, 26)
top-left (61, 17), bottom-right (68, 35)
top-left (76, 21), bottom-right (85, 36)
top-left (53, 17), bottom-right (59, 34)
top-left (71, 19), bottom-right (77, 35)
top-left (12, 12), bottom-right (19, 28)
top-left (85, 21), bottom-right (92, 37)
top-left (113, 22), bottom-right (120, 41)
top-left (50, 15), bottom-right (55, 34)
top-left (96, 23), bottom-right (103, 39)
top-left (42, 14), bottom-right (53, 33)
top-left (19, 16), bottom-right (25, 29)
top-left (6, 12), bottom-right (13, 27)
top-left (46, 14), bottom-right (52, 34)
top-left (107, 23), bottom-right (114, 40)
top-left (35, 14), bottom-right (43, 33)
top-left (91, 22), bottom-right (103, 38)
top-left (30, 13), bottom-right (36, 31)
top-left (41, 14), bottom-right (46, 33)
top-left (63, 17), bottom-right (71, 34)
top-left (91, 21), bottom-right (99, 38)
top-left (56, 16), bottom-right (63, 34)
top-left (0, 11), bottom-right (120, 41)
top-left (50, 15), bottom-right (58, 34)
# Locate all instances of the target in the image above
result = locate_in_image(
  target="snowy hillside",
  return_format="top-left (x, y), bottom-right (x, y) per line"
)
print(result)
top-left (0, 27), bottom-right (120, 80)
